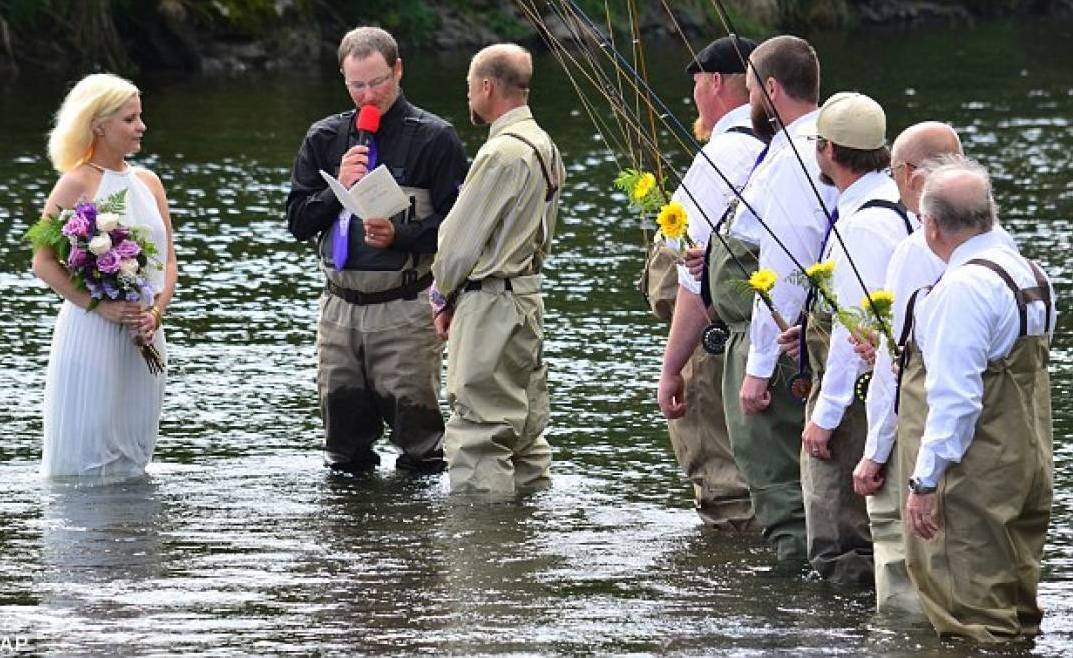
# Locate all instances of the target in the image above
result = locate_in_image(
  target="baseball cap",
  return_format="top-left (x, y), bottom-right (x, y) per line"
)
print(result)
top-left (813, 92), bottom-right (887, 150)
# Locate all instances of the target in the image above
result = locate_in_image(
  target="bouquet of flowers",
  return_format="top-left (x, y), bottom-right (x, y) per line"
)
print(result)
top-left (799, 260), bottom-right (897, 356)
top-left (26, 189), bottom-right (165, 374)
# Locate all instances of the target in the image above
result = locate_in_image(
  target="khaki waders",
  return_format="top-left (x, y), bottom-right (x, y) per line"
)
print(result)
top-left (646, 243), bottom-right (754, 528)
top-left (898, 260), bottom-right (1053, 642)
top-left (444, 275), bottom-right (551, 495)
top-left (867, 445), bottom-right (923, 612)
top-left (709, 234), bottom-right (807, 563)
top-left (318, 265), bottom-right (445, 471)
top-left (802, 311), bottom-right (874, 586)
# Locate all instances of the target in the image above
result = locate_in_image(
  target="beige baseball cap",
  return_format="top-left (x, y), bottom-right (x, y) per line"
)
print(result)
top-left (814, 92), bottom-right (886, 150)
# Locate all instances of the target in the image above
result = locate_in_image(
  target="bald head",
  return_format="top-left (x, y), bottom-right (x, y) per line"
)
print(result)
top-left (919, 157), bottom-right (996, 235)
top-left (470, 43), bottom-right (532, 100)
top-left (891, 121), bottom-right (962, 213)
top-left (892, 121), bottom-right (962, 169)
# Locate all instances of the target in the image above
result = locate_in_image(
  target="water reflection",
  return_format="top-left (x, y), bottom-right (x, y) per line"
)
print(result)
top-left (34, 477), bottom-right (165, 653)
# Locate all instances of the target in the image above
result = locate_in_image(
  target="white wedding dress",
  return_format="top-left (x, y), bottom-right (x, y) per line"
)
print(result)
top-left (40, 167), bottom-right (168, 480)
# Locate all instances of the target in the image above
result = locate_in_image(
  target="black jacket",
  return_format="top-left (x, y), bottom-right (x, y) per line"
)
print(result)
top-left (285, 93), bottom-right (468, 262)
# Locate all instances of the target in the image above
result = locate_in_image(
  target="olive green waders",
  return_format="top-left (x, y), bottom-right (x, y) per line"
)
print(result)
top-left (444, 275), bottom-right (551, 494)
top-left (709, 235), bottom-right (807, 563)
top-left (898, 261), bottom-right (1053, 642)
top-left (646, 243), bottom-right (754, 528)
top-left (802, 312), bottom-right (874, 586)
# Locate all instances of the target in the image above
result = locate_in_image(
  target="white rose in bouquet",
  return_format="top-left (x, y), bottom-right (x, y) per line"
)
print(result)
top-left (119, 259), bottom-right (139, 276)
top-left (96, 212), bottom-right (121, 232)
top-left (87, 233), bottom-right (112, 256)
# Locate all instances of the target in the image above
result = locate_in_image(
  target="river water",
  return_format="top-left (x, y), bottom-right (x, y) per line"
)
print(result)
top-left (0, 19), bottom-right (1070, 656)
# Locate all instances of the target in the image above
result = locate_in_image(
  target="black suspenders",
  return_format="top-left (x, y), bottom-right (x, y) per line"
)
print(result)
top-left (859, 198), bottom-right (914, 235)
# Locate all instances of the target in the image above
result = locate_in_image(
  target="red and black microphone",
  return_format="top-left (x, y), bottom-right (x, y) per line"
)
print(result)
top-left (353, 104), bottom-right (381, 148)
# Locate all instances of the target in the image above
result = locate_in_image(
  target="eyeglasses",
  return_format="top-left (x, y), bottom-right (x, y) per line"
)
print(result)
top-left (343, 72), bottom-right (393, 93)
top-left (888, 161), bottom-right (918, 177)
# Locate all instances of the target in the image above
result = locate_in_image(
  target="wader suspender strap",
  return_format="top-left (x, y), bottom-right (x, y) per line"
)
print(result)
top-left (725, 125), bottom-right (761, 139)
top-left (395, 116), bottom-right (423, 292)
top-left (894, 285), bottom-right (929, 414)
top-left (859, 198), bottom-right (914, 235)
top-left (501, 131), bottom-right (560, 274)
top-left (1029, 260), bottom-right (1053, 333)
top-left (966, 258), bottom-right (1052, 338)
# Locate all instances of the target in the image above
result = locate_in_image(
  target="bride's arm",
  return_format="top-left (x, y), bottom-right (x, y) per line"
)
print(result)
top-left (134, 168), bottom-right (177, 329)
top-left (32, 173), bottom-right (139, 326)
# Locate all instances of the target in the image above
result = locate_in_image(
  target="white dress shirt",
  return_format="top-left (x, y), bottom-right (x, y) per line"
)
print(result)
top-left (671, 104), bottom-right (765, 295)
top-left (729, 110), bottom-right (840, 378)
top-left (910, 230), bottom-right (1056, 487)
top-left (863, 225), bottom-right (1018, 463)
top-left (810, 172), bottom-right (911, 430)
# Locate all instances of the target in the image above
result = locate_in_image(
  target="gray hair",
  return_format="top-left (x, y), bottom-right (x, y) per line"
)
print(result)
top-left (919, 156), bottom-right (998, 234)
top-left (338, 26), bottom-right (398, 67)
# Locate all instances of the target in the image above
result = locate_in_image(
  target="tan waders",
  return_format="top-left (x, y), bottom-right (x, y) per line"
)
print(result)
top-left (710, 235), bottom-right (807, 564)
top-left (899, 260), bottom-right (1053, 642)
top-left (318, 269), bottom-right (446, 473)
top-left (444, 275), bottom-right (551, 495)
top-left (866, 446), bottom-right (923, 612)
top-left (802, 313), bottom-right (874, 587)
top-left (647, 243), bottom-right (754, 528)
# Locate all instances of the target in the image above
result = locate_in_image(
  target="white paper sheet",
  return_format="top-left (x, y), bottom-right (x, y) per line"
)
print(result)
top-left (319, 165), bottom-right (409, 219)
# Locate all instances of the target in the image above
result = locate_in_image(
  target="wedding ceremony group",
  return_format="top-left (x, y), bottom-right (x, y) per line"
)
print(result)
top-left (23, 11), bottom-right (1060, 649)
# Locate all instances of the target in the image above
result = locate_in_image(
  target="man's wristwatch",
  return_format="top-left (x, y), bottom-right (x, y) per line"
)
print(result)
top-left (907, 477), bottom-right (937, 495)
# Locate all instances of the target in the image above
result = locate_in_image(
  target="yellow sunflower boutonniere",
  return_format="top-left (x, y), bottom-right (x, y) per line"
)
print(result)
top-left (859, 289), bottom-right (898, 356)
top-left (632, 172), bottom-right (656, 204)
top-left (655, 201), bottom-right (694, 248)
top-left (613, 168), bottom-right (666, 214)
top-left (748, 268), bottom-right (778, 295)
top-left (742, 267), bottom-right (790, 331)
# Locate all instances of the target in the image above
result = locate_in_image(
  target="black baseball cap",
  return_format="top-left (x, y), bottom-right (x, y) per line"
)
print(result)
top-left (685, 36), bottom-right (759, 75)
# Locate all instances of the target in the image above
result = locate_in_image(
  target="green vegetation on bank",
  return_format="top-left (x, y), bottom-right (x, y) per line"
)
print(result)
top-left (0, 0), bottom-right (1068, 75)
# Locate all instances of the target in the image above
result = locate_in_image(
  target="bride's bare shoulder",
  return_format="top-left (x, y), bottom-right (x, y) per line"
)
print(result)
top-left (45, 166), bottom-right (98, 213)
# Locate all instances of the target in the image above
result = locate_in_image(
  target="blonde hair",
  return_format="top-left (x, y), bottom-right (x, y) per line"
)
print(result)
top-left (48, 73), bottom-right (140, 173)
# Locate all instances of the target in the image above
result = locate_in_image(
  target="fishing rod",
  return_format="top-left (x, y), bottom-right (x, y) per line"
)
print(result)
top-left (552, 0), bottom-right (814, 288)
top-left (706, 0), bottom-right (895, 339)
top-left (518, 0), bottom-right (791, 327)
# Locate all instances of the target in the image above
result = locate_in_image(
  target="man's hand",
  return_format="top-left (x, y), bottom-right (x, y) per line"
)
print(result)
top-left (434, 310), bottom-right (452, 341)
top-left (363, 217), bottom-right (395, 249)
top-left (801, 421), bottom-right (833, 460)
top-left (740, 374), bottom-right (771, 414)
top-left (852, 457), bottom-right (885, 496)
top-left (777, 324), bottom-right (802, 361)
top-left (681, 245), bottom-right (706, 282)
top-left (339, 144), bottom-right (371, 188)
top-left (658, 372), bottom-right (687, 420)
top-left (850, 327), bottom-right (878, 367)
top-left (907, 491), bottom-right (940, 540)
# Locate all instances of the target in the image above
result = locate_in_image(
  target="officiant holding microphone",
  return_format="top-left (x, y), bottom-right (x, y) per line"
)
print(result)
top-left (286, 26), bottom-right (468, 476)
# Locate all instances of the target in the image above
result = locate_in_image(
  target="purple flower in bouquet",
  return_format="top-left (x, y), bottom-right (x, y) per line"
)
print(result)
top-left (86, 278), bottom-right (103, 299)
top-left (67, 246), bottom-right (88, 269)
top-left (102, 279), bottom-right (119, 299)
top-left (74, 201), bottom-right (97, 224)
top-left (124, 289), bottom-right (140, 302)
top-left (61, 213), bottom-right (91, 239)
top-left (96, 250), bottom-right (122, 274)
top-left (114, 239), bottom-right (141, 259)
top-left (111, 227), bottom-right (129, 242)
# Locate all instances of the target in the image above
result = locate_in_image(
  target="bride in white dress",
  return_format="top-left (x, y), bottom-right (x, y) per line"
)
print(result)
top-left (31, 74), bottom-right (178, 480)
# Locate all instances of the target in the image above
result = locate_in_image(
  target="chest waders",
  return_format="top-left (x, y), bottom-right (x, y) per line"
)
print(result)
top-left (897, 257), bottom-right (1053, 641)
